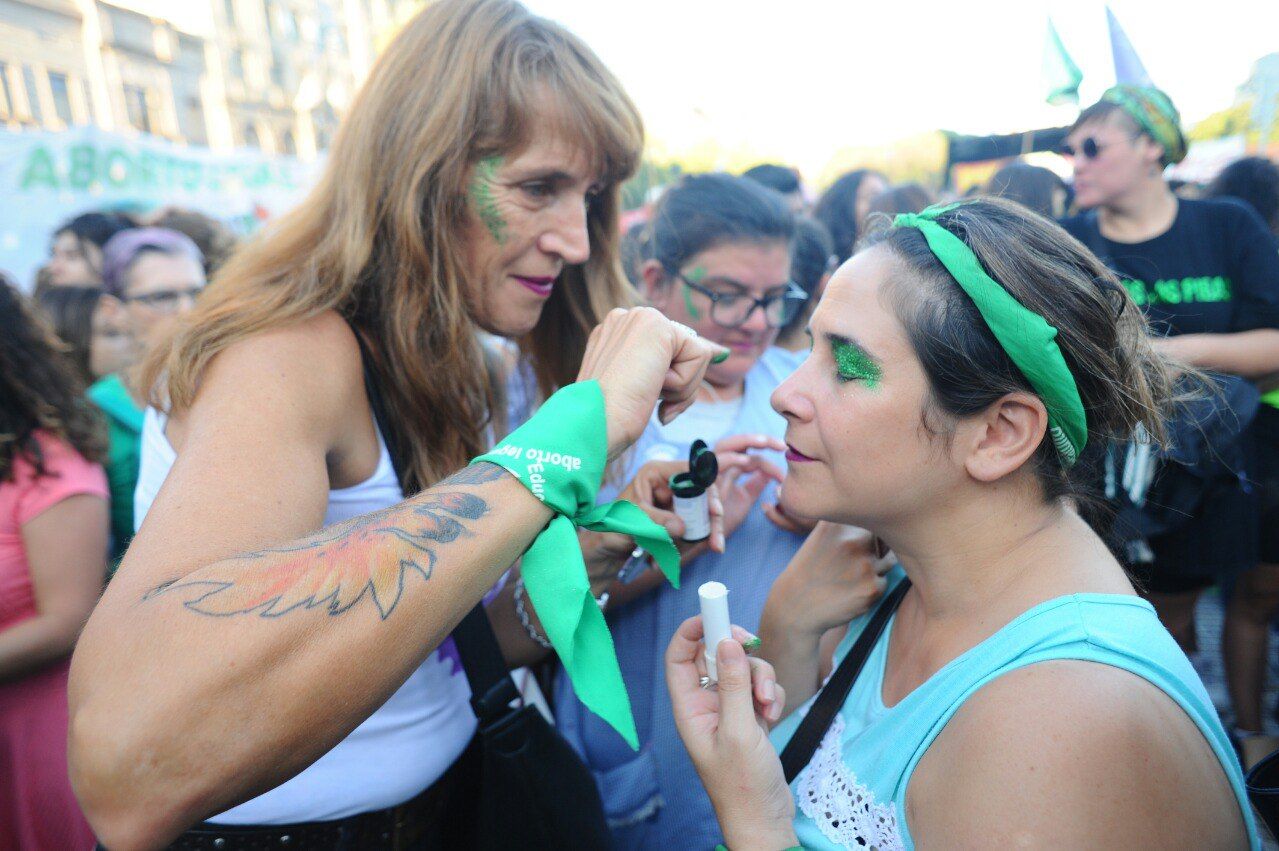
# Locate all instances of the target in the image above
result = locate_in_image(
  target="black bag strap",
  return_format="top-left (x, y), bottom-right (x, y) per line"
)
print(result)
top-left (352, 330), bottom-right (520, 728)
top-left (779, 577), bottom-right (911, 784)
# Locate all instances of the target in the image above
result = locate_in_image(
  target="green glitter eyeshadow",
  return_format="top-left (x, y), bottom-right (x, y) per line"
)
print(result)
top-left (831, 337), bottom-right (881, 388)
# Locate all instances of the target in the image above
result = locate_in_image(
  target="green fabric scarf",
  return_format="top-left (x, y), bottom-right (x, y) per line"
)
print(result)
top-left (472, 380), bottom-right (681, 748)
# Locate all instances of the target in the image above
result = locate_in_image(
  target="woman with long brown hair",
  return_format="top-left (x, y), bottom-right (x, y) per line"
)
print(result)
top-left (66, 1), bottom-right (728, 847)
top-left (0, 276), bottom-right (108, 850)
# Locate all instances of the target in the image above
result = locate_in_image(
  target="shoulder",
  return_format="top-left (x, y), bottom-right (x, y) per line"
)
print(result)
top-left (210, 310), bottom-right (361, 378)
top-left (8, 431), bottom-right (108, 522)
top-left (1056, 212), bottom-right (1092, 238)
top-left (909, 659), bottom-right (1247, 847)
top-left (30, 430), bottom-right (106, 484)
top-left (86, 373), bottom-right (120, 405)
top-left (189, 310), bottom-right (364, 430)
top-left (1190, 196), bottom-right (1270, 233)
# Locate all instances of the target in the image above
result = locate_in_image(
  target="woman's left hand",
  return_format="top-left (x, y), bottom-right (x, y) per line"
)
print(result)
top-left (580, 460), bottom-right (725, 594)
top-left (666, 616), bottom-right (799, 851)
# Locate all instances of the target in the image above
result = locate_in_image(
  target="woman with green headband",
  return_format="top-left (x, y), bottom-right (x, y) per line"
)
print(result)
top-left (666, 198), bottom-right (1258, 849)
top-left (1060, 86), bottom-right (1279, 764)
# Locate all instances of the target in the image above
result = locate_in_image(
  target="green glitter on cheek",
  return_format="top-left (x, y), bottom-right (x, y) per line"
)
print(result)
top-left (832, 339), bottom-right (881, 388)
top-left (680, 266), bottom-right (706, 320)
top-left (470, 156), bottom-right (507, 244)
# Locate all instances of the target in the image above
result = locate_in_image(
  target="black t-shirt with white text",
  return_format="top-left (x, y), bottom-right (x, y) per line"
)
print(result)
top-left (1060, 197), bottom-right (1279, 337)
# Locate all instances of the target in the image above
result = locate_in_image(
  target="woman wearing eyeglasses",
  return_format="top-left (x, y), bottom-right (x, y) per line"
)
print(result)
top-left (553, 173), bottom-right (886, 850)
top-left (1059, 87), bottom-right (1279, 763)
top-left (87, 227), bottom-right (206, 568)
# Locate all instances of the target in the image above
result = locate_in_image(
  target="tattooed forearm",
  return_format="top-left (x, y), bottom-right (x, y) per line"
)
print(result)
top-left (440, 461), bottom-right (510, 487)
top-left (143, 485), bottom-right (491, 621)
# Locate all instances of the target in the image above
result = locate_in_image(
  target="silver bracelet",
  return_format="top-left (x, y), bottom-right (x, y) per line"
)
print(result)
top-left (513, 578), bottom-right (554, 650)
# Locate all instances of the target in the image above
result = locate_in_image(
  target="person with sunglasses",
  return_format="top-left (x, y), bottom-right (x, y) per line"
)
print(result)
top-left (88, 227), bottom-right (206, 567)
top-left (1059, 87), bottom-right (1279, 762)
top-left (552, 173), bottom-right (884, 850)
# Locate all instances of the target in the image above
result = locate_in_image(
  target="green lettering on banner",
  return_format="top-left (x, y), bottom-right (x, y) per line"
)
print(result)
top-left (19, 146), bottom-right (59, 189)
top-left (104, 148), bottom-right (132, 188)
top-left (68, 144), bottom-right (96, 190)
top-left (136, 149), bottom-right (158, 189)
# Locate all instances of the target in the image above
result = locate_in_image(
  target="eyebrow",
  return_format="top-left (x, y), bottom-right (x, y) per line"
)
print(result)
top-left (512, 168), bottom-right (604, 190)
top-left (695, 274), bottom-right (791, 295)
top-left (825, 332), bottom-right (878, 361)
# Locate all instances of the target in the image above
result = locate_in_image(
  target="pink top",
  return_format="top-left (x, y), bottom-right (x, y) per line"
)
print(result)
top-left (0, 430), bottom-right (108, 630)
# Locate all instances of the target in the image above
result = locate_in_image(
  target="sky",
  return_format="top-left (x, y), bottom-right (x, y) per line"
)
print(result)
top-left (523, 0), bottom-right (1278, 177)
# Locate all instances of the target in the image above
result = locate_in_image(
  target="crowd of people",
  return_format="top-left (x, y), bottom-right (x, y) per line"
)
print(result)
top-left (3, 0), bottom-right (1279, 848)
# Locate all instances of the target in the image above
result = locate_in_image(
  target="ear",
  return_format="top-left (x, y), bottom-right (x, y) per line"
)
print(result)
top-left (1136, 136), bottom-right (1165, 172)
top-left (640, 259), bottom-right (671, 307)
top-left (960, 392), bottom-right (1049, 483)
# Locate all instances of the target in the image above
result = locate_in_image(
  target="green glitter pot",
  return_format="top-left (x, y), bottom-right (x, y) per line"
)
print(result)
top-left (831, 337), bottom-right (881, 388)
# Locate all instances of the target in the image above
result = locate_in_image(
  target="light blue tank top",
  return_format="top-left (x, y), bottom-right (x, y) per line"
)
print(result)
top-left (555, 347), bottom-right (807, 851)
top-left (770, 571), bottom-right (1259, 850)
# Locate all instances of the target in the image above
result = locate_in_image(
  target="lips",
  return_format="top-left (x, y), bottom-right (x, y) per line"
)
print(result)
top-left (785, 444), bottom-right (816, 463)
top-left (514, 275), bottom-right (555, 297)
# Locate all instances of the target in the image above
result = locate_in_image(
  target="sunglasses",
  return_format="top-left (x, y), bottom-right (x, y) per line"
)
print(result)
top-left (1058, 135), bottom-right (1135, 160)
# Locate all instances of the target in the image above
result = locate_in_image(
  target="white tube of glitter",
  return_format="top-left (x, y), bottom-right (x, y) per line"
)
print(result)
top-left (699, 580), bottom-right (732, 682)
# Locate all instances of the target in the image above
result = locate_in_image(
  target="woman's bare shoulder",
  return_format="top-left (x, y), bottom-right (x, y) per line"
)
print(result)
top-left (172, 310), bottom-right (365, 443)
top-left (908, 660), bottom-right (1247, 848)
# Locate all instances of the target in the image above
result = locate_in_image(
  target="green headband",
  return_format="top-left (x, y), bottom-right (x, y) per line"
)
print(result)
top-left (892, 204), bottom-right (1088, 466)
top-left (1099, 85), bottom-right (1187, 167)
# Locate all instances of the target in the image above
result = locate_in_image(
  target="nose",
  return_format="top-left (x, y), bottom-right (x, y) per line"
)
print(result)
top-left (177, 291), bottom-right (199, 313)
top-left (770, 363), bottom-right (815, 422)
top-left (539, 198), bottom-right (591, 266)
top-left (741, 300), bottom-right (771, 336)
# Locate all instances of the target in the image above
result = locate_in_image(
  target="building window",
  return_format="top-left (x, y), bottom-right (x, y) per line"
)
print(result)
top-left (124, 84), bottom-right (152, 133)
top-left (48, 72), bottom-right (73, 125)
top-left (282, 129), bottom-right (296, 156)
top-left (223, 0), bottom-right (236, 24)
top-left (242, 122), bottom-right (260, 148)
top-left (0, 62), bottom-right (11, 121)
top-left (23, 66), bottom-right (43, 123)
top-left (229, 49), bottom-right (245, 80)
top-left (270, 52), bottom-right (286, 88)
top-left (180, 93), bottom-right (207, 145)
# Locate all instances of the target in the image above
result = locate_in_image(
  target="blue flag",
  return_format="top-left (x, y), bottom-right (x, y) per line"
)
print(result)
top-left (1106, 6), bottom-right (1154, 87)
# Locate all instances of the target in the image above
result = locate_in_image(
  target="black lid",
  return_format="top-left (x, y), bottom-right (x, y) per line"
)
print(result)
top-left (688, 439), bottom-right (718, 488)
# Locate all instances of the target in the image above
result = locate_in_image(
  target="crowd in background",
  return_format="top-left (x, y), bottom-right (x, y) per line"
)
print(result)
top-left (2, 7), bottom-right (1279, 843)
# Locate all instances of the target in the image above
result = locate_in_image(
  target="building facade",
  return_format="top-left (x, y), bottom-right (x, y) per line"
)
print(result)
top-left (0, 0), bottom-right (415, 160)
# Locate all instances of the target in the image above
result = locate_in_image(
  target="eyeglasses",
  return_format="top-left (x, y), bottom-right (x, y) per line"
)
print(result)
top-left (671, 270), bottom-right (807, 330)
top-left (124, 286), bottom-right (203, 313)
top-left (1058, 135), bottom-right (1134, 160)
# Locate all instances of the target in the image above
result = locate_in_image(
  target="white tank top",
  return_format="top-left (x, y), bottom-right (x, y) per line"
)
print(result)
top-left (134, 408), bottom-right (477, 824)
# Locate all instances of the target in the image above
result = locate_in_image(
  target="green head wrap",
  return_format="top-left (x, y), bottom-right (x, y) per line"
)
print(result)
top-left (1099, 85), bottom-right (1187, 167)
top-left (892, 204), bottom-right (1088, 466)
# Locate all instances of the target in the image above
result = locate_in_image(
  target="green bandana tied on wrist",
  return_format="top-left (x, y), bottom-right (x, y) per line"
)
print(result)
top-left (1099, 84), bottom-right (1187, 166)
top-left (472, 380), bottom-right (681, 748)
top-left (892, 204), bottom-right (1088, 466)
